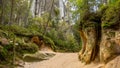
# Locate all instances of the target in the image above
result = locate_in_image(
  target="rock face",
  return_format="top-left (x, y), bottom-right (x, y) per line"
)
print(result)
top-left (79, 22), bottom-right (101, 64)
top-left (31, 36), bottom-right (53, 51)
top-left (105, 56), bottom-right (120, 68)
top-left (79, 26), bottom-right (97, 63)
top-left (100, 30), bottom-right (120, 63)
top-left (78, 0), bottom-right (120, 65)
top-left (79, 26), bottom-right (120, 65)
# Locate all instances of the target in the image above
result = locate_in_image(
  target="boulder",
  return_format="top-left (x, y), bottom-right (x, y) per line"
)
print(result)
top-left (23, 51), bottom-right (55, 62)
top-left (0, 37), bottom-right (9, 45)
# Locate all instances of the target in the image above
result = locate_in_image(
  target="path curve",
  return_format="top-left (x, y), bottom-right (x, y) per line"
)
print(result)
top-left (24, 52), bottom-right (104, 68)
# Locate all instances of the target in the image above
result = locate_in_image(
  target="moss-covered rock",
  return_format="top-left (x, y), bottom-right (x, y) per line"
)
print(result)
top-left (100, 29), bottom-right (120, 63)
top-left (16, 43), bottom-right (39, 54)
top-left (0, 24), bottom-right (56, 51)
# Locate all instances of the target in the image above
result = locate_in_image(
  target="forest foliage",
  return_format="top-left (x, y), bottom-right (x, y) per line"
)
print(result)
top-left (0, 0), bottom-right (120, 66)
top-left (0, 0), bottom-right (81, 65)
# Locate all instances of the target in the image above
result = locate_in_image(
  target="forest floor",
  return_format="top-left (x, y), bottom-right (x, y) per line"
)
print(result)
top-left (23, 52), bottom-right (105, 68)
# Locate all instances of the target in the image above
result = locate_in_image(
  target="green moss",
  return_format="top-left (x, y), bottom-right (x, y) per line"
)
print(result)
top-left (0, 25), bottom-right (28, 34)
top-left (16, 43), bottom-right (39, 54)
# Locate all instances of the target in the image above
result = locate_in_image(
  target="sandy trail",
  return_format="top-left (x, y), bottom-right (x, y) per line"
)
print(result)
top-left (24, 52), bottom-right (104, 68)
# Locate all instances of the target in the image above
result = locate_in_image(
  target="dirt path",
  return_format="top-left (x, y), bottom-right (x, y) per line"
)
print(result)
top-left (23, 52), bottom-right (104, 68)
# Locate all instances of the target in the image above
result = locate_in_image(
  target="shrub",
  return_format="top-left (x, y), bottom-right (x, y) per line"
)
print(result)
top-left (16, 43), bottom-right (39, 54)
top-left (0, 46), bottom-right (7, 61)
top-left (102, 1), bottom-right (120, 30)
top-left (43, 36), bottom-right (56, 50)
top-left (0, 25), bottom-right (28, 34)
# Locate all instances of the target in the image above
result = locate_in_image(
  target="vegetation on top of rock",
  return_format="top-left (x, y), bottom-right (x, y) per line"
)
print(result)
top-left (102, 0), bottom-right (120, 30)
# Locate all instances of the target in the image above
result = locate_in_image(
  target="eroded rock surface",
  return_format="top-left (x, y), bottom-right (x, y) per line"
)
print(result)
top-left (23, 51), bottom-right (55, 62)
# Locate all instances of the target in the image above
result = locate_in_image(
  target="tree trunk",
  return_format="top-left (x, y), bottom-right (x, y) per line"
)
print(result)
top-left (35, 0), bottom-right (38, 17)
top-left (38, 0), bottom-right (41, 16)
top-left (9, 0), bottom-right (14, 25)
top-left (43, 0), bottom-right (54, 35)
top-left (0, 0), bottom-right (4, 24)
top-left (43, 0), bottom-right (46, 12)
top-left (24, 0), bottom-right (33, 27)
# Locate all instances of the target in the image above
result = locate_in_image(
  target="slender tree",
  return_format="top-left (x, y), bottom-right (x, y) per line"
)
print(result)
top-left (24, 0), bottom-right (33, 27)
top-left (35, 0), bottom-right (38, 17)
top-left (43, 0), bottom-right (54, 35)
top-left (44, 0), bottom-right (46, 12)
top-left (9, 0), bottom-right (14, 25)
top-left (0, 0), bottom-right (4, 24)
